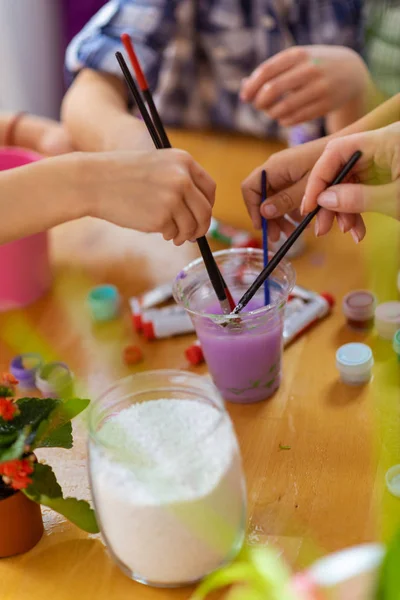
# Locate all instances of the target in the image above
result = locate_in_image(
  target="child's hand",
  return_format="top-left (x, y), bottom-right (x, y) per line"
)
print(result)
top-left (303, 123), bottom-right (400, 240)
top-left (240, 46), bottom-right (370, 126)
top-left (241, 136), bottom-right (325, 240)
top-left (37, 122), bottom-right (74, 156)
top-left (87, 149), bottom-right (216, 246)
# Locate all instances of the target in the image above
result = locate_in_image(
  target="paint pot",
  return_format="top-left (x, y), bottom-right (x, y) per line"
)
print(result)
top-left (35, 362), bottom-right (74, 398)
top-left (375, 302), bottom-right (400, 340)
top-left (393, 329), bottom-right (400, 362)
top-left (10, 353), bottom-right (43, 389)
top-left (87, 284), bottom-right (120, 322)
top-left (385, 464), bottom-right (400, 498)
top-left (342, 290), bottom-right (376, 330)
top-left (336, 343), bottom-right (373, 385)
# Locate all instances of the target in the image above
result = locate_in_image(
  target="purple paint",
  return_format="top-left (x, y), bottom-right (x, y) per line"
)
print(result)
top-left (195, 297), bottom-right (283, 403)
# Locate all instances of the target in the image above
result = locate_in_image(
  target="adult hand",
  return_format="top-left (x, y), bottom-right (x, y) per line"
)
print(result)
top-left (302, 123), bottom-right (400, 241)
top-left (240, 46), bottom-right (370, 127)
top-left (86, 149), bottom-right (216, 246)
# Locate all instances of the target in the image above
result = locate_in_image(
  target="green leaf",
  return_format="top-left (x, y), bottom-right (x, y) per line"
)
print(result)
top-left (0, 428), bottom-right (29, 462)
top-left (33, 398), bottom-right (90, 450)
top-left (279, 444), bottom-right (291, 451)
top-left (191, 563), bottom-right (259, 599)
top-left (376, 530), bottom-right (400, 600)
top-left (23, 463), bottom-right (99, 534)
top-left (0, 398), bottom-right (57, 446)
top-left (25, 463), bottom-right (62, 499)
top-left (34, 496), bottom-right (99, 534)
top-left (0, 385), bottom-right (14, 398)
top-left (38, 422), bottom-right (73, 449)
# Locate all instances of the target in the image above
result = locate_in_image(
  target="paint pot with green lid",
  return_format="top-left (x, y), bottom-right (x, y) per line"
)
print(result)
top-left (393, 329), bottom-right (400, 362)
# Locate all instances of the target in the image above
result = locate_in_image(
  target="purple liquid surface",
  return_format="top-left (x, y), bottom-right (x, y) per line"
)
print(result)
top-left (195, 297), bottom-right (283, 404)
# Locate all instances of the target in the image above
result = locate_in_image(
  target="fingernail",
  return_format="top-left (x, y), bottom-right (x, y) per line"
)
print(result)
top-left (337, 215), bottom-right (345, 233)
top-left (318, 191), bottom-right (338, 208)
top-left (300, 196), bottom-right (306, 215)
top-left (314, 219), bottom-right (320, 237)
top-left (350, 228), bottom-right (360, 244)
top-left (262, 204), bottom-right (278, 218)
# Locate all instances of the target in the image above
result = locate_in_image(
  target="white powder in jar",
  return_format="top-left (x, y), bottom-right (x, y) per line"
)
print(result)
top-left (89, 399), bottom-right (245, 586)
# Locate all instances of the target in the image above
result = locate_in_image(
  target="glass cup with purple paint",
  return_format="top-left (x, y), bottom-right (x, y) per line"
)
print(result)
top-left (173, 249), bottom-right (295, 404)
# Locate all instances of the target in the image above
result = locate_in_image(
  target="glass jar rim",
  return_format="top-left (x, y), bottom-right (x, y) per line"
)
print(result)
top-left (173, 248), bottom-right (295, 321)
top-left (87, 370), bottom-right (228, 454)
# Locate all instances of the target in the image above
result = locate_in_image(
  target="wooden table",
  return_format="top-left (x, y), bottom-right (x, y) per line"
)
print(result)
top-left (1, 130), bottom-right (400, 600)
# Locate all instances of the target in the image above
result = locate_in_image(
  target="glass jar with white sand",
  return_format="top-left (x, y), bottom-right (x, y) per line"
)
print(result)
top-left (88, 370), bottom-right (246, 588)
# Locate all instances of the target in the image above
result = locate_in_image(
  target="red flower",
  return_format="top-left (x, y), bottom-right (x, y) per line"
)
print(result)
top-left (0, 397), bottom-right (18, 421)
top-left (0, 459), bottom-right (34, 490)
top-left (1, 373), bottom-right (18, 386)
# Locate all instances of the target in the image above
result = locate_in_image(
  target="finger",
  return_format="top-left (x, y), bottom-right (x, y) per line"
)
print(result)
top-left (241, 47), bottom-right (308, 101)
top-left (268, 219), bottom-right (283, 243)
top-left (350, 214), bottom-right (366, 243)
top-left (316, 181), bottom-right (399, 218)
top-left (241, 170), bottom-right (263, 229)
top-left (173, 204), bottom-right (198, 246)
top-left (266, 79), bottom-right (326, 121)
top-left (336, 213), bottom-right (356, 234)
top-left (260, 183), bottom-right (304, 220)
top-left (315, 208), bottom-right (335, 236)
top-left (189, 160), bottom-right (216, 207)
top-left (252, 61), bottom-right (320, 111)
top-left (303, 134), bottom-right (371, 213)
top-left (184, 181), bottom-right (213, 239)
top-left (162, 221), bottom-right (179, 242)
top-left (279, 98), bottom-right (329, 127)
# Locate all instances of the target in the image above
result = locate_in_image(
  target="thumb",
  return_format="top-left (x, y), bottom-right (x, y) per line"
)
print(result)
top-left (317, 181), bottom-right (400, 219)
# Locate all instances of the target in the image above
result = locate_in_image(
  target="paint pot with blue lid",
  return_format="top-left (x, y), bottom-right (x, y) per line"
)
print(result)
top-left (87, 284), bottom-right (120, 322)
top-left (393, 329), bottom-right (400, 362)
top-left (35, 362), bottom-right (74, 399)
top-left (10, 353), bottom-right (43, 389)
top-left (336, 343), bottom-right (373, 385)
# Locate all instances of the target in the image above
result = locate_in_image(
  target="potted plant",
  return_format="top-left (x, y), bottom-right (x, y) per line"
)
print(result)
top-left (192, 531), bottom-right (400, 599)
top-left (0, 373), bottom-right (98, 557)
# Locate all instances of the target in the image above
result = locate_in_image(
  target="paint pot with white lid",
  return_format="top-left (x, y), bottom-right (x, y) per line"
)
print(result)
top-left (375, 302), bottom-right (400, 340)
top-left (336, 343), bottom-right (373, 385)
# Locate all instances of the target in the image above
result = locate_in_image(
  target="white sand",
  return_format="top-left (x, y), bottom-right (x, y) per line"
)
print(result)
top-left (89, 399), bottom-right (245, 585)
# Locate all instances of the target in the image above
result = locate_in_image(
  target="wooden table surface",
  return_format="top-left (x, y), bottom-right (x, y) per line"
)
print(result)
top-left (1, 130), bottom-right (400, 600)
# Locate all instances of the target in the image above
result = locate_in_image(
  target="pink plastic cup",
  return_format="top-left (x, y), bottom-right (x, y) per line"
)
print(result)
top-left (0, 147), bottom-right (52, 311)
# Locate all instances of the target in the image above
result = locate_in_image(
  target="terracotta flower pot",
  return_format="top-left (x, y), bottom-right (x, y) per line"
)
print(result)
top-left (0, 490), bottom-right (43, 557)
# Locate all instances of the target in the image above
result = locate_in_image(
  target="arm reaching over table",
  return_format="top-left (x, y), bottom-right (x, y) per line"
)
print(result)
top-left (242, 93), bottom-right (400, 241)
top-left (0, 112), bottom-right (73, 156)
top-left (0, 150), bottom-right (215, 246)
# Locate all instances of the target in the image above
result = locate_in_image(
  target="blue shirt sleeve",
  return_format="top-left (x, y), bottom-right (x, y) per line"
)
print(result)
top-left (65, 0), bottom-right (179, 91)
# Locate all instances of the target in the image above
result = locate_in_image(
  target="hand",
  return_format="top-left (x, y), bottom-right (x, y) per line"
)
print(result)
top-left (87, 149), bottom-right (216, 245)
top-left (241, 137), bottom-right (326, 241)
top-left (240, 46), bottom-right (370, 127)
top-left (36, 122), bottom-right (74, 156)
top-left (302, 123), bottom-right (400, 241)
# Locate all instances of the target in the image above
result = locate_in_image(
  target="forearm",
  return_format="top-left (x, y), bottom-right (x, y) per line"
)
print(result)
top-left (325, 95), bottom-right (367, 134)
top-left (0, 154), bottom-right (89, 244)
top-left (332, 93), bottom-right (400, 138)
top-left (62, 69), bottom-right (149, 151)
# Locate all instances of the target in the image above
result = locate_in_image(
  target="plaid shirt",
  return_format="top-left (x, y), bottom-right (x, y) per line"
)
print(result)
top-left (66, 0), bottom-right (363, 140)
